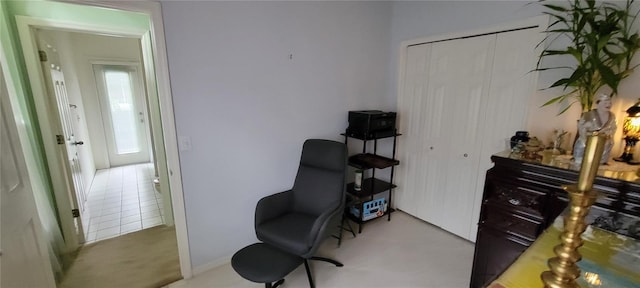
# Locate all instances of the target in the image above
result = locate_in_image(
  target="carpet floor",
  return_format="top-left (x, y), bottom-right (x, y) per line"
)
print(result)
top-left (59, 225), bottom-right (181, 288)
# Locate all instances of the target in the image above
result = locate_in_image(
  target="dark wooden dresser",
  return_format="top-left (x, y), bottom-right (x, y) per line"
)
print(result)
top-left (469, 152), bottom-right (640, 288)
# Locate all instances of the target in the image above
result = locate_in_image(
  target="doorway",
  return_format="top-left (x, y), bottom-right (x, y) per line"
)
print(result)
top-left (32, 26), bottom-right (178, 286)
top-left (12, 0), bottom-right (191, 280)
top-left (35, 28), bottom-right (169, 241)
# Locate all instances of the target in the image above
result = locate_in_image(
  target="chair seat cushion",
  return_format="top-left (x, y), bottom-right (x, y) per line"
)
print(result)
top-left (256, 212), bottom-right (317, 256)
top-left (231, 243), bottom-right (303, 283)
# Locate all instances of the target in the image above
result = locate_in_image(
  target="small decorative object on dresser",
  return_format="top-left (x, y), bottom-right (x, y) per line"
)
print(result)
top-left (573, 94), bottom-right (616, 164)
top-left (550, 129), bottom-right (569, 154)
top-left (509, 131), bottom-right (530, 149)
top-left (523, 137), bottom-right (543, 161)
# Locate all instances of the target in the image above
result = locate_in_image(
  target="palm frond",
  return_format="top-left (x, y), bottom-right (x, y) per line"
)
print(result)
top-left (537, 0), bottom-right (639, 113)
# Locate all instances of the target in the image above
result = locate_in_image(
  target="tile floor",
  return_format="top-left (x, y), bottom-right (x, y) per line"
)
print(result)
top-left (166, 211), bottom-right (475, 288)
top-left (83, 163), bottom-right (165, 243)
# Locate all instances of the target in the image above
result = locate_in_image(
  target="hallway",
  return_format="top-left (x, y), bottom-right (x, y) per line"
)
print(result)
top-left (83, 163), bottom-right (165, 243)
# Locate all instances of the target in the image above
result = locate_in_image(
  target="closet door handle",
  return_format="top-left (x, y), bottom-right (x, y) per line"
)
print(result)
top-left (463, 153), bottom-right (468, 157)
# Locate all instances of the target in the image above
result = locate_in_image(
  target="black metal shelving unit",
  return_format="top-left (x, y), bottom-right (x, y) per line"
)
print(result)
top-left (342, 130), bottom-right (400, 233)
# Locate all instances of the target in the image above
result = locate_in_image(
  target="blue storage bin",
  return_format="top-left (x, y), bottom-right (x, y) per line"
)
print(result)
top-left (350, 198), bottom-right (387, 221)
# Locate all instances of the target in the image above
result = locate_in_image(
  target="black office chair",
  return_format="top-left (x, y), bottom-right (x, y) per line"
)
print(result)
top-left (255, 139), bottom-right (347, 288)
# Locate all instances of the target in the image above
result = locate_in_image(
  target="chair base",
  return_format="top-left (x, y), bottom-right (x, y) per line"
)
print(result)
top-left (310, 256), bottom-right (343, 267)
top-left (266, 279), bottom-right (284, 288)
top-left (303, 257), bottom-right (343, 288)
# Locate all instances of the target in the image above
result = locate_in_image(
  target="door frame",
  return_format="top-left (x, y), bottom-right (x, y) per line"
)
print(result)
top-left (14, 1), bottom-right (191, 279)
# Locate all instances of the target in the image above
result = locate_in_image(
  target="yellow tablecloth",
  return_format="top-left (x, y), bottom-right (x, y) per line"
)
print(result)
top-left (489, 217), bottom-right (640, 288)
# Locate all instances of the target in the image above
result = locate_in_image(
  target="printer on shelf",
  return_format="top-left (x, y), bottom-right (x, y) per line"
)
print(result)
top-left (347, 110), bottom-right (396, 139)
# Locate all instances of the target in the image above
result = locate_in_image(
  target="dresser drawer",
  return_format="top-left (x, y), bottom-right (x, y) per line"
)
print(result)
top-left (624, 201), bottom-right (640, 217)
top-left (482, 205), bottom-right (542, 241)
top-left (470, 225), bottom-right (532, 288)
top-left (485, 179), bottom-right (548, 219)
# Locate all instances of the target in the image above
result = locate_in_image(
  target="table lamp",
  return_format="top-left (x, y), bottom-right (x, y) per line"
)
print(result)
top-left (614, 99), bottom-right (640, 164)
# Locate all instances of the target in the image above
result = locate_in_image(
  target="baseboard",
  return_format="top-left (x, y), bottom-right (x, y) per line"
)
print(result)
top-left (192, 256), bottom-right (231, 276)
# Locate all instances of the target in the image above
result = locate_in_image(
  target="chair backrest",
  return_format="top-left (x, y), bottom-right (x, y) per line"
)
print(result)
top-left (292, 139), bottom-right (347, 216)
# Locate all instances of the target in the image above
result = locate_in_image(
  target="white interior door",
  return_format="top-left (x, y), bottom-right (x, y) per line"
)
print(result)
top-left (50, 68), bottom-right (87, 215)
top-left (36, 31), bottom-right (86, 244)
top-left (469, 28), bottom-right (543, 240)
top-left (396, 44), bottom-right (431, 216)
top-left (38, 46), bottom-right (86, 245)
top-left (438, 35), bottom-right (495, 240)
top-left (93, 64), bottom-right (151, 167)
top-left (1, 61), bottom-right (56, 288)
top-left (414, 42), bottom-right (449, 226)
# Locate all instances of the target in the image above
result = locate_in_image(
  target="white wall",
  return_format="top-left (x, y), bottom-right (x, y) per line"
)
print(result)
top-left (68, 33), bottom-right (144, 169)
top-left (161, 1), bottom-right (393, 269)
top-left (389, 1), bottom-right (550, 137)
top-left (160, 0), bottom-right (640, 271)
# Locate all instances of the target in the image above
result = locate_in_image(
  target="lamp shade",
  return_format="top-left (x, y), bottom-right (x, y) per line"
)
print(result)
top-left (615, 99), bottom-right (640, 164)
top-left (623, 99), bottom-right (640, 140)
top-left (626, 99), bottom-right (640, 117)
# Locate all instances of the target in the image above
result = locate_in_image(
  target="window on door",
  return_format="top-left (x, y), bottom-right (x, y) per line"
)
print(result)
top-left (93, 64), bottom-right (151, 167)
top-left (103, 70), bottom-right (140, 154)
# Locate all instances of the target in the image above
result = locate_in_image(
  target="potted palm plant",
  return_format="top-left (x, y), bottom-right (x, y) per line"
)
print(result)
top-left (537, 0), bottom-right (640, 114)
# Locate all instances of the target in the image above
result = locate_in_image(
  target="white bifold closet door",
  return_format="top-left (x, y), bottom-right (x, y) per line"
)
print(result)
top-left (396, 28), bottom-right (540, 241)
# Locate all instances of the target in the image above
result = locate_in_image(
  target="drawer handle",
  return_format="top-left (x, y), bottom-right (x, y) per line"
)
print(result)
top-left (508, 198), bottom-right (522, 206)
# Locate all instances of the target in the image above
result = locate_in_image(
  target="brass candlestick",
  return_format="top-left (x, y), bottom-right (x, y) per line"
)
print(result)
top-left (541, 132), bottom-right (606, 288)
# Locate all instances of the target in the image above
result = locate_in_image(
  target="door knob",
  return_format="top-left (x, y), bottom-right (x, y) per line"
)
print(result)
top-left (463, 153), bottom-right (468, 157)
top-left (72, 141), bottom-right (84, 146)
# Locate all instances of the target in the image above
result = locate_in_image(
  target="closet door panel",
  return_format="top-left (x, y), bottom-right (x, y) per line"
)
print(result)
top-left (416, 84), bottom-right (447, 224)
top-left (436, 35), bottom-right (496, 239)
top-left (469, 28), bottom-right (543, 240)
top-left (396, 44), bottom-right (432, 216)
top-left (411, 41), bottom-right (465, 225)
top-left (396, 43), bottom-right (448, 225)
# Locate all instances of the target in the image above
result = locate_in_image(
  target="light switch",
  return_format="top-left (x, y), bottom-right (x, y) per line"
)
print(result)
top-left (179, 136), bottom-right (192, 151)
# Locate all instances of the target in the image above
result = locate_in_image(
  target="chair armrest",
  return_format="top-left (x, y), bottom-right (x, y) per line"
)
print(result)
top-left (305, 201), bottom-right (342, 249)
top-left (255, 190), bottom-right (293, 227)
